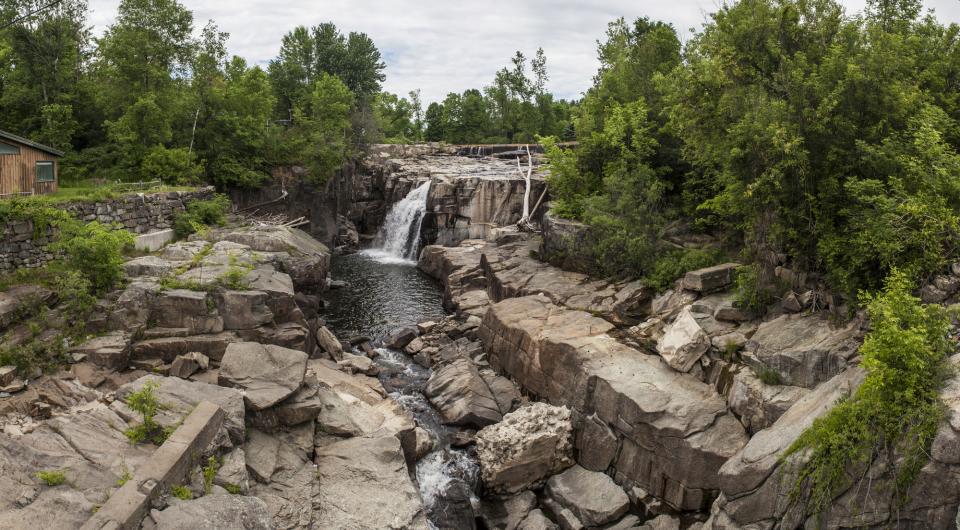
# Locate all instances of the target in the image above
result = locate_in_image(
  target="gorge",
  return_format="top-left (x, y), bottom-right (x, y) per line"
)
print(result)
top-left (1, 144), bottom-right (959, 530)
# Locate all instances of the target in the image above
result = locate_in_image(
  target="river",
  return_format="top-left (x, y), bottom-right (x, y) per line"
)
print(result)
top-left (321, 181), bottom-right (481, 529)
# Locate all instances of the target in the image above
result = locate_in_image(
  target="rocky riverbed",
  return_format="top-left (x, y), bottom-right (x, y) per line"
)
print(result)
top-left (4, 145), bottom-right (960, 529)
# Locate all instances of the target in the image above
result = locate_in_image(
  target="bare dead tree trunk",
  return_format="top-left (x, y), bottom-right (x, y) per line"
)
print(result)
top-left (517, 144), bottom-right (534, 229)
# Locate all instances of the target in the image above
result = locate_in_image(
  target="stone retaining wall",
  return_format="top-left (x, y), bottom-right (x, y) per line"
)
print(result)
top-left (0, 187), bottom-right (214, 272)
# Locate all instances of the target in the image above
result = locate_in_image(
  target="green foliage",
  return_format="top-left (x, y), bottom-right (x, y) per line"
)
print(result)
top-left (0, 199), bottom-right (71, 236)
top-left (644, 248), bottom-right (725, 292)
top-left (288, 74), bottom-right (354, 183)
top-left (223, 483), bottom-right (242, 495)
top-left (123, 381), bottom-right (169, 445)
top-left (172, 195), bottom-right (230, 239)
top-left (217, 267), bottom-right (250, 291)
top-left (202, 456), bottom-right (219, 494)
top-left (734, 265), bottom-right (776, 314)
top-left (784, 270), bottom-right (951, 516)
top-left (170, 485), bottom-right (192, 501)
top-left (117, 466), bottom-right (133, 487)
top-left (141, 145), bottom-right (203, 185)
top-left (51, 221), bottom-right (135, 294)
top-left (756, 367), bottom-right (784, 386)
top-left (36, 470), bottom-right (66, 487)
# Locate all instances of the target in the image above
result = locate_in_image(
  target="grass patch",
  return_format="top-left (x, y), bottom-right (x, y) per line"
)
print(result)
top-left (224, 483), bottom-right (242, 495)
top-left (756, 366), bottom-right (783, 386)
top-left (36, 470), bottom-right (66, 486)
top-left (170, 484), bottom-right (192, 500)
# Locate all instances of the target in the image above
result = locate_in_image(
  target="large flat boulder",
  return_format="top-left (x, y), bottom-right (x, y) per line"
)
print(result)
top-left (70, 331), bottom-right (131, 370)
top-left (478, 295), bottom-right (749, 510)
top-left (681, 263), bottom-right (739, 293)
top-left (153, 289), bottom-right (223, 334)
top-left (211, 226), bottom-right (331, 293)
top-left (744, 313), bottom-right (861, 388)
top-left (313, 435), bottom-right (428, 529)
top-left (114, 374), bottom-right (246, 444)
top-left (545, 465), bottom-right (629, 527)
top-left (219, 342), bottom-right (307, 411)
top-left (424, 357), bottom-right (519, 428)
top-left (153, 494), bottom-right (274, 529)
top-left (475, 402), bottom-right (574, 494)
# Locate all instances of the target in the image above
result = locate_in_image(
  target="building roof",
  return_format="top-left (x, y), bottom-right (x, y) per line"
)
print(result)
top-left (0, 130), bottom-right (65, 157)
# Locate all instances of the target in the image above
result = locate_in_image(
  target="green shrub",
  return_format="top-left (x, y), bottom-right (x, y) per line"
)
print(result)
top-left (123, 381), bottom-right (168, 445)
top-left (173, 195), bottom-right (230, 239)
top-left (170, 484), bottom-right (192, 500)
top-left (52, 221), bottom-right (135, 294)
top-left (734, 264), bottom-right (775, 314)
top-left (756, 367), bottom-right (783, 386)
top-left (217, 267), bottom-right (250, 290)
top-left (223, 483), bottom-right (242, 495)
top-left (141, 145), bottom-right (202, 185)
top-left (202, 456), bottom-right (219, 494)
top-left (783, 270), bottom-right (952, 516)
top-left (36, 470), bottom-right (66, 486)
top-left (644, 248), bottom-right (725, 292)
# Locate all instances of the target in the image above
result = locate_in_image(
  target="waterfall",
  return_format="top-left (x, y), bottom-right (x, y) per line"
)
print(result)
top-left (363, 181), bottom-right (430, 264)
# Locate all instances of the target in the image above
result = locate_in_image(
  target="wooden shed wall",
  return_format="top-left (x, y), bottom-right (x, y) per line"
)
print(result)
top-left (0, 143), bottom-right (58, 196)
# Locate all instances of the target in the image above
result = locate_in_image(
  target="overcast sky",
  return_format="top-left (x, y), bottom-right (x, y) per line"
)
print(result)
top-left (86, 0), bottom-right (960, 104)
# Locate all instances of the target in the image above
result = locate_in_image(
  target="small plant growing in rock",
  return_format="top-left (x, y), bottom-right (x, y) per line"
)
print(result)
top-left (123, 381), bottom-right (168, 445)
top-left (36, 470), bottom-right (66, 486)
top-left (202, 456), bottom-right (219, 494)
top-left (117, 462), bottom-right (132, 486)
top-left (170, 484), bottom-right (192, 500)
top-left (756, 367), bottom-right (783, 386)
top-left (722, 340), bottom-right (741, 361)
top-left (223, 483), bottom-right (242, 495)
top-left (217, 267), bottom-right (250, 290)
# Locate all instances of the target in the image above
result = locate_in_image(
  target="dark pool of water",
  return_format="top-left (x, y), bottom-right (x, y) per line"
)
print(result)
top-left (322, 252), bottom-right (446, 344)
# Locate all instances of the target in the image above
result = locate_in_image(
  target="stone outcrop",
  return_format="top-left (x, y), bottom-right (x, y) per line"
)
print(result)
top-left (152, 494), bottom-right (274, 529)
top-left (544, 465), bottom-right (630, 528)
top-left (218, 342), bottom-right (308, 411)
top-left (424, 357), bottom-right (519, 428)
top-left (479, 295), bottom-right (749, 510)
top-left (475, 403), bottom-right (575, 494)
top-left (743, 313), bottom-right (862, 388)
top-left (313, 435), bottom-right (428, 529)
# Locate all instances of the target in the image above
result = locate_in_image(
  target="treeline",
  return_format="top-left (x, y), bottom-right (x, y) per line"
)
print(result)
top-left (374, 49), bottom-right (578, 144)
top-left (0, 0), bottom-right (388, 188)
top-left (544, 0), bottom-right (960, 300)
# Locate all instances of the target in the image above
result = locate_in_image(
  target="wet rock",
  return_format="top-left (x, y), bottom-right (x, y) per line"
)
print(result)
top-left (428, 478), bottom-right (477, 530)
top-left (476, 402), bottom-right (574, 494)
top-left (385, 327), bottom-right (418, 349)
top-left (656, 307), bottom-right (710, 372)
top-left (545, 465), bottom-right (629, 527)
top-left (744, 313), bottom-right (861, 388)
top-left (218, 342), bottom-right (307, 411)
top-left (681, 263), bottom-right (739, 293)
top-left (314, 435), bottom-right (428, 529)
top-left (315, 325), bottom-right (343, 359)
top-left (337, 351), bottom-right (378, 376)
top-left (518, 509), bottom-right (558, 530)
top-left (414, 427), bottom-right (434, 460)
top-left (424, 357), bottom-right (519, 428)
top-left (479, 490), bottom-right (537, 530)
top-left (153, 494), bottom-right (274, 529)
top-left (169, 352), bottom-right (209, 379)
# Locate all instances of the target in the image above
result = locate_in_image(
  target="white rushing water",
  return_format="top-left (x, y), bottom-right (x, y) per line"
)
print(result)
top-left (362, 181), bottom-right (431, 264)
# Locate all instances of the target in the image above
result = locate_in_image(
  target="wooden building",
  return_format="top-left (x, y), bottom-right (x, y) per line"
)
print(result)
top-left (0, 130), bottom-right (64, 197)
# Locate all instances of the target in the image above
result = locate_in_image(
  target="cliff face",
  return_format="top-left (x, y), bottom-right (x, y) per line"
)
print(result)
top-left (229, 144), bottom-right (542, 253)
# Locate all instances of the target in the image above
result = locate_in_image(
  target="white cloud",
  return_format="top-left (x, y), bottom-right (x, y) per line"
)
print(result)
top-left (86, 0), bottom-right (960, 104)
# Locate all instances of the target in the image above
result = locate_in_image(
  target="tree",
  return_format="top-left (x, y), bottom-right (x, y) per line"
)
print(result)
top-left (424, 102), bottom-right (445, 141)
top-left (290, 73), bottom-right (354, 183)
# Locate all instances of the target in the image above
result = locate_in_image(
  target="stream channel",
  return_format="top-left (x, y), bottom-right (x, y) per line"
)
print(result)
top-left (321, 181), bottom-right (481, 528)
